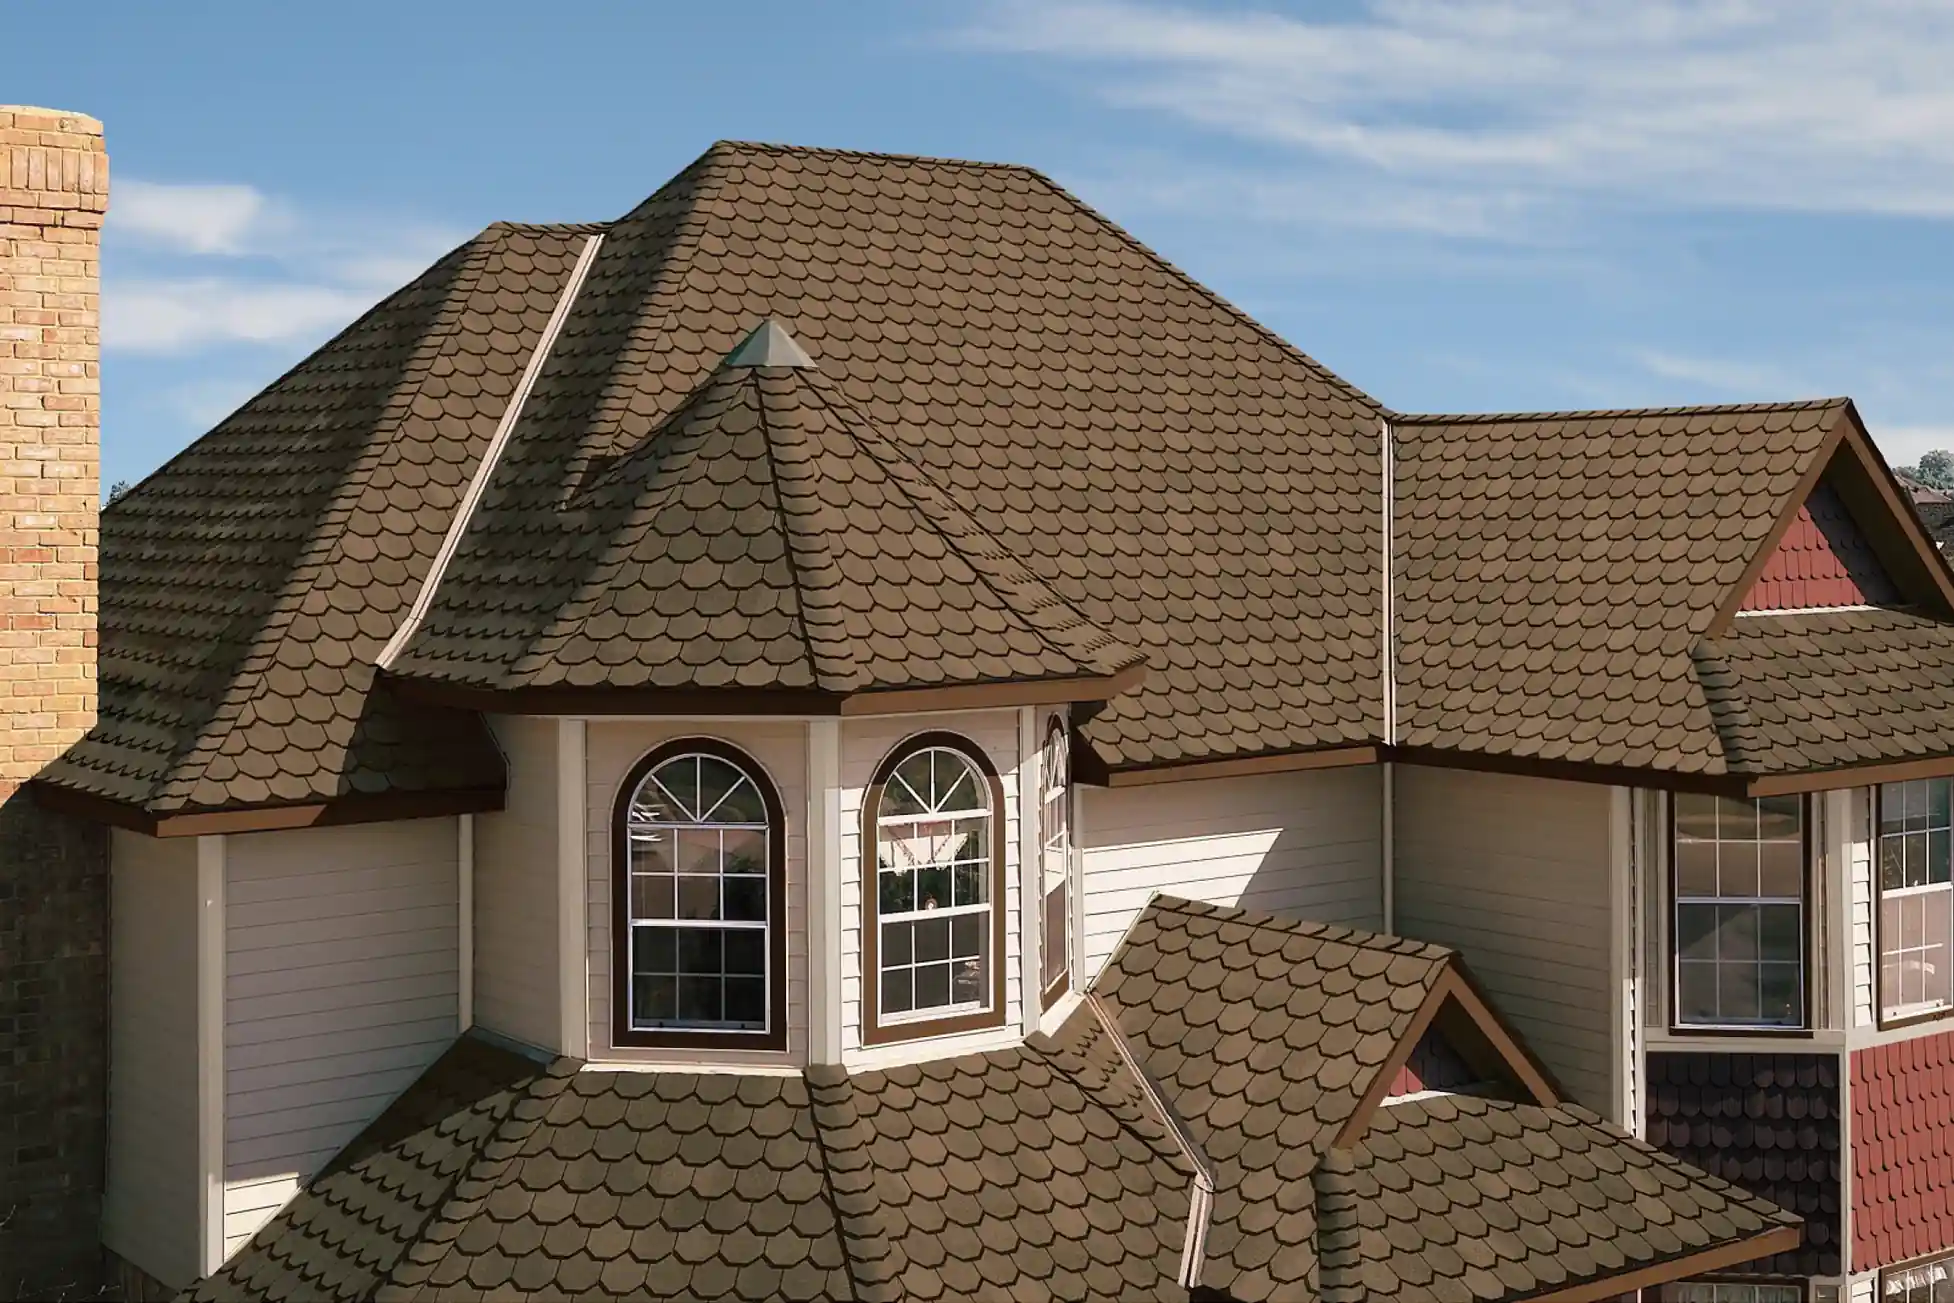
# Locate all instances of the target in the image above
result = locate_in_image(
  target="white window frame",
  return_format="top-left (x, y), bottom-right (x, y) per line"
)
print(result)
top-left (1671, 793), bottom-right (1808, 1031)
top-left (1039, 718), bottom-right (1070, 1000)
top-left (1877, 778), bottom-right (1954, 1026)
top-left (873, 743), bottom-right (997, 1026)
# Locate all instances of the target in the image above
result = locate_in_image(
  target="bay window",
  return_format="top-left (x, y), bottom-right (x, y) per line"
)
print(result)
top-left (863, 733), bottom-right (1006, 1044)
top-left (1672, 793), bottom-right (1806, 1029)
top-left (1878, 778), bottom-right (1954, 1024)
top-left (611, 740), bottom-right (787, 1050)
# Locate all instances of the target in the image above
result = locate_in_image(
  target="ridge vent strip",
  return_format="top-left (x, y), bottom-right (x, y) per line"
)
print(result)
top-left (1085, 990), bottom-right (1215, 1290)
top-left (377, 231), bottom-right (606, 670)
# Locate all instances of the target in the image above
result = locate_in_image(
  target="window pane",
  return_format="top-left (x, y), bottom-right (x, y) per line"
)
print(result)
top-left (1756, 793), bottom-right (1801, 841)
top-left (882, 921), bottom-right (913, 967)
top-left (678, 976), bottom-right (720, 1023)
top-left (879, 868), bottom-right (915, 914)
top-left (1758, 903), bottom-right (1802, 963)
top-left (724, 977), bottom-right (764, 1027)
top-left (1880, 780), bottom-right (1914, 837)
top-left (1676, 905), bottom-right (1719, 962)
top-left (1717, 840), bottom-right (1760, 898)
top-left (629, 831), bottom-right (672, 876)
top-left (724, 875), bottom-right (766, 923)
top-left (1884, 834), bottom-right (1908, 892)
top-left (722, 828), bottom-right (766, 874)
top-left (1676, 962), bottom-right (1718, 1024)
top-left (874, 742), bottom-right (996, 1022)
top-left (914, 917), bottom-right (950, 964)
top-left (1717, 962), bottom-right (1760, 1022)
top-left (679, 929), bottom-right (720, 975)
top-left (725, 929), bottom-right (765, 977)
top-left (1043, 884), bottom-right (1068, 988)
top-left (915, 962), bottom-right (951, 1009)
top-left (634, 926), bottom-right (676, 975)
top-left (1717, 795), bottom-right (1759, 841)
top-left (1928, 894), bottom-right (1953, 1009)
top-left (632, 873), bottom-right (675, 920)
top-left (951, 912), bottom-right (982, 959)
top-left (1675, 793), bottom-right (1719, 842)
top-left (676, 875), bottom-right (719, 921)
top-left (1758, 840), bottom-right (1802, 898)
top-left (1759, 963), bottom-right (1800, 1025)
top-left (1718, 904), bottom-right (1760, 962)
top-left (674, 827), bottom-right (719, 875)
top-left (1933, 829), bottom-right (1952, 886)
top-left (634, 974), bottom-right (677, 1022)
top-left (1675, 841), bottom-right (1718, 898)
top-left (882, 968), bottom-right (913, 1015)
top-left (915, 866), bottom-right (951, 911)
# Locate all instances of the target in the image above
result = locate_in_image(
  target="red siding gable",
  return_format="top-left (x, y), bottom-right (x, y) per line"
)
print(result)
top-left (1853, 1032), bottom-right (1954, 1271)
top-left (1740, 478), bottom-right (1899, 612)
top-left (1386, 1024), bottom-right (1479, 1097)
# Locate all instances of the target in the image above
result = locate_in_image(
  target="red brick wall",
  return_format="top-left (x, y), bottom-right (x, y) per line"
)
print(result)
top-left (1740, 478), bottom-right (1898, 612)
top-left (1853, 1031), bottom-right (1954, 1271)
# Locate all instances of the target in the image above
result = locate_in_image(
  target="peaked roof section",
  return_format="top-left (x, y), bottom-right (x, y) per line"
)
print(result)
top-left (1739, 478), bottom-right (1898, 612)
top-left (369, 141), bottom-right (1383, 763)
top-left (1392, 398), bottom-right (1954, 783)
top-left (387, 323), bottom-right (1142, 706)
top-left (37, 223), bottom-right (600, 824)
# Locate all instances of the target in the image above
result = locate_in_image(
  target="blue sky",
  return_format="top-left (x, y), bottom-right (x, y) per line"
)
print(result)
top-left (17, 0), bottom-right (1954, 491)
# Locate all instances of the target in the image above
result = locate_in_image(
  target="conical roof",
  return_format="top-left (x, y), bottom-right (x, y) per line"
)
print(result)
top-left (390, 323), bottom-right (1142, 705)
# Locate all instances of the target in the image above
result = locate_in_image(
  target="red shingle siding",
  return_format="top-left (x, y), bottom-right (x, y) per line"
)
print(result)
top-left (1386, 1024), bottom-right (1477, 1098)
top-left (1741, 478), bottom-right (1899, 612)
top-left (1852, 1032), bottom-right (1954, 1271)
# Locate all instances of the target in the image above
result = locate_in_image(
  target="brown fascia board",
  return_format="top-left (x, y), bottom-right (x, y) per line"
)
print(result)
top-left (1384, 744), bottom-right (1752, 798)
top-left (1517, 1225), bottom-right (1805, 1303)
top-left (1098, 744), bottom-right (1382, 787)
top-left (1745, 751), bottom-right (1954, 797)
top-left (383, 662), bottom-right (1147, 720)
top-left (1332, 965), bottom-right (1562, 1151)
top-left (30, 778), bottom-right (504, 838)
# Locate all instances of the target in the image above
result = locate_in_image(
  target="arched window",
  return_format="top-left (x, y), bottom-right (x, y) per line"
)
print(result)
top-left (612, 739), bottom-right (786, 1051)
top-left (863, 733), bottom-right (1007, 1045)
top-left (1039, 718), bottom-right (1071, 1004)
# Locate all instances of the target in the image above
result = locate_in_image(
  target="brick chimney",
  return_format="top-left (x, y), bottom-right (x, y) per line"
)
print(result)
top-left (0, 107), bottom-right (104, 792)
top-left (0, 105), bottom-right (109, 1299)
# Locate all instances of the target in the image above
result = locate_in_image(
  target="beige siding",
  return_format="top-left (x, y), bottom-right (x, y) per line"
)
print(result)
top-left (841, 711), bottom-right (1023, 1067)
top-left (1078, 765), bottom-right (1383, 982)
top-left (221, 818), bottom-right (459, 1257)
top-left (1393, 766), bottom-right (1615, 1112)
top-left (474, 713), bottom-right (559, 1049)
top-left (103, 829), bottom-right (202, 1292)
top-left (1847, 786), bottom-right (1876, 1029)
top-left (585, 720), bottom-right (809, 1067)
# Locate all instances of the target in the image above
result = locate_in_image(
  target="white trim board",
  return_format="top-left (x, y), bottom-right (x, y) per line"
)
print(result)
top-left (196, 834), bottom-right (226, 1276)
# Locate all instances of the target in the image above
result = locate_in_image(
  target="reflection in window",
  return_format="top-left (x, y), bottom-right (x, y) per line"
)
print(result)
top-left (1880, 779), bottom-right (1954, 1023)
top-left (1673, 793), bottom-right (1805, 1028)
top-left (624, 751), bottom-right (772, 1032)
top-left (1883, 1251), bottom-right (1954, 1302)
top-left (1659, 1285), bottom-right (1803, 1302)
top-left (875, 744), bottom-right (993, 1022)
top-left (1040, 719), bottom-right (1070, 998)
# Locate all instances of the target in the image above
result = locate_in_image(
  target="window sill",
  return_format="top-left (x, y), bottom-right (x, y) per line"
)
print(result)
top-left (1876, 1004), bottom-right (1954, 1032)
top-left (860, 1004), bottom-right (1006, 1048)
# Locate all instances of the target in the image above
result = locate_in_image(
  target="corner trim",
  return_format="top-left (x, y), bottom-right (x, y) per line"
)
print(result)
top-left (557, 718), bottom-right (587, 1059)
top-left (376, 230), bottom-right (606, 670)
top-left (458, 813), bottom-right (474, 1034)
top-left (807, 720), bottom-right (843, 1064)
top-left (1018, 707), bottom-right (1041, 1039)
top-left (196, 834), bottom-right (226, 1275)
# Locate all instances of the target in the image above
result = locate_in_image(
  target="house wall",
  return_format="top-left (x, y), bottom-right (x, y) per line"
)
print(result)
top-left (841, 710), bottom-right (1024, 1068)
top-left (1393, 765), bottom-right (1616, 1113)
top-left (220, 818), bottom-right (460, 1257)
top-left (1076, 764), bottom-right (1383, 983)
top-left (474, 713), bottom-right (559, 1050)
top-left (102, 828), bottom-right (200, 1292)
top-left (585, 719), bottom-right (810, 1067)
top-left (1846, 787), bottom-right (1876, 1030)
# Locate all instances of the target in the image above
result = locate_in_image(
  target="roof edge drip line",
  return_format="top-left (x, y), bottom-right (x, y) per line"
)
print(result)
top-left (1084, 990), bottom-right (1214, 1290)
top-left (377, 231), bottom-right (607, 671)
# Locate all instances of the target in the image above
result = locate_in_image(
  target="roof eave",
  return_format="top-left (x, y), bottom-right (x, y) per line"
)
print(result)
top-left (29, 777), bottom-right (505, 838)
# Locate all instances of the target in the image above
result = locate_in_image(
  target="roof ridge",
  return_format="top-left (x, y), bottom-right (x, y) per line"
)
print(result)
top-left (1393, 396), bottom-right (1850, 425)
top-left (1150, 894), bottom-right (1455, 961)
top-left (151, 227), bottom-right (505, 810)
top-left (707, 138), bottom-right (1045, 175)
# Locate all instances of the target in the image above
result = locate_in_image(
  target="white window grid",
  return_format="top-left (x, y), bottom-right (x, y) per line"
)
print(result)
top-left (1672, 793), bottom-right (1806, 1031)
top-left (1880, 779), bottom-right (1954, 1021)
top-left (875, 745), bottom-right (995, 1024)
top-left (1885, 1253), bottom-right (1954, 1301)
top-left (1040, 722), bottom-right (1069, 991)
top-left (624, 754), bottom-right (772, 1034)
top-left (1660, 1286), bottom-right (1803, 1303)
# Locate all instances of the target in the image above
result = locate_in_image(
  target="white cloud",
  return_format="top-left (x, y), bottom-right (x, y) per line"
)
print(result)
top-left (964, 0), bottom-right (1954, 219)
top-left (112, 180), bottom-right (280, 255)
top-left (1630, 348), bottom-right (1808, 397)
top-left (1871, 424), bottom-right (1954, 469)
top-left (105, 279), bottom-right (374, 354)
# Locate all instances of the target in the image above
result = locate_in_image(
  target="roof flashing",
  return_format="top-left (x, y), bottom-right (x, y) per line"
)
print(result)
top-left (722, 318), bottom-right (816, 369)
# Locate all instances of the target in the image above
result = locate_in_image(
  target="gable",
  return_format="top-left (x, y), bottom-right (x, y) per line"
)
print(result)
top-left (1382, 1022), bottom-right (1481, 1098)
top-left (1738, 477), bottom-right (1898, 612)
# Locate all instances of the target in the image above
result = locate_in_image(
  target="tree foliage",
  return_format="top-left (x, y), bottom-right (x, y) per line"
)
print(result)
top-left (1901, 450), bottom-right (1954, 491)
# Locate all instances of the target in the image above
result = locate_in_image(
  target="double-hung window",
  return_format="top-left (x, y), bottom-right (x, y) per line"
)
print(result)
top-left (1885, 1251), bottom-right (1954, 1300)
top-left (1657, 1286), bottom-right (1803, 1303)
top-left (1039, 718), bottom-right (1070, 1004)
top-left (864, 733), bottom-right (1005, 1044)
top-left (1878, 779), bottom-right (1954, 1024)
top-left (611, 740), bottom-right (786, 1051)
top-left (1673, 793), bottom-right (1806, 1029)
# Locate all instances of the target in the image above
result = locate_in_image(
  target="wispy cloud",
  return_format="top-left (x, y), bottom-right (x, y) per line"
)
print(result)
top-left (963, 0), bottom-right (1954, 221)
top-left (102, 179), bottom-right (463, 355)
top-left (1630, 348), bottom-right (1810, 398)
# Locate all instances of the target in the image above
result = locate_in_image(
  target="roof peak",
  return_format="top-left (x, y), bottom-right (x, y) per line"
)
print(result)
top-left (723, 318), bottom-right (816, 369)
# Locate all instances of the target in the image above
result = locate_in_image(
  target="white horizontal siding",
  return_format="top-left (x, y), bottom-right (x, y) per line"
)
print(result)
top-left (473, 713), bottom-right (559, 1050)
top-left (220, 817), bottom-right (459, 1258)
top-left (1078, 764), bottom-right (1383, 983)
top-left (585, 720), bottom-right (809, 1067)
top-left (841, 711), bottom-right (1023, 1066)
top-left (103, 829), bottom-right (202, 1292)
top-left (1848, 786), bottom-right (1875, 1029)
top-left (1393, 766), bottom-right (1614, 1112)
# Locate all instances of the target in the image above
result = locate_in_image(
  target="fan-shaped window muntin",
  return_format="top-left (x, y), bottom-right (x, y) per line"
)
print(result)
top-left (617, 744), bottom-right (782, 1043)
top-left (874, 741), bottom-right (998, 1025)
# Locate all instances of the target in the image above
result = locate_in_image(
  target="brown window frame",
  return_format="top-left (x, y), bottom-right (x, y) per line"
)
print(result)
top-left (609, 737), bottom-right (789, 1053)
top-left (860, 730), bottom-right (1009, 1048)
top-left (1874, 778), bottom-right (1954, 1031)
top-left (1667, 792), bottom-right (1814, 1037)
